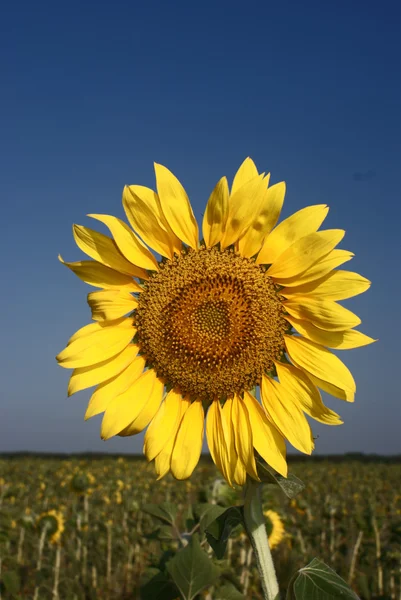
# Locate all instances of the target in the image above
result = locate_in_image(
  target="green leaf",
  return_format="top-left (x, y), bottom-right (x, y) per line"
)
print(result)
top-left (205, 507), bottom-right (244, 559)
top-left (184, 504), bottom-right (195, 532)
top-left (287, 558), bottom-right (360, 600)
top-left (166, 534), bottom-right (220, 600)
top-left (215, 582), bottom-right (246, 599)
top-left (2, 571), bottom-right (21, 595)
top-left (256, 457), bottom-right (305, 498)
top-left (158, 525), bottom-right (177, 541)
top-left (141, 502), bottom-right (177, 526)
top-left (194, 503), bottom-right (227, 534)
top-left (140, 567), bottom-right (179, 600)
top-left (144, 526), bottom-right (176, 542)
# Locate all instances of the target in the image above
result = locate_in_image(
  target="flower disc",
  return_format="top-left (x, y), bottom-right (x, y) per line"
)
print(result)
top-left (135, 246), bottom-right (288, 400)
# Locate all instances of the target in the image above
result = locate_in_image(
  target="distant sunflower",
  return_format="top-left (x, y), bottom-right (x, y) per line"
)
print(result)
top-left (70, 471), bottom-right (95, 495)
top-left (37, 510), bottom-right (65, 544)
top-left (57, 158), bottom-right (374, 485)
top-left (264, 510), bottom-right (285, 549)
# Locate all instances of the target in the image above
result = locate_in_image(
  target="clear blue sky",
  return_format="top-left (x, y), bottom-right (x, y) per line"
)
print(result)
top-left (1, 0), bottom-right (400, 455)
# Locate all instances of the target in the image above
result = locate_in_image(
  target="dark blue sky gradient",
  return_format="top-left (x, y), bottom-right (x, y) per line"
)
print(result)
top-left (1, 0), bottom-right (400, 454)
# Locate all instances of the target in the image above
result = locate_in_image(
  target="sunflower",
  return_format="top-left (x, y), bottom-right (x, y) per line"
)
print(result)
top-left (37, 510), bottom-right (65, 544)
top-left (57, 158), bottom-right (374, 486)
top-left (70, 471), bottom-right (95, 495)
top-left (264, 510), bottom-right (285, 549)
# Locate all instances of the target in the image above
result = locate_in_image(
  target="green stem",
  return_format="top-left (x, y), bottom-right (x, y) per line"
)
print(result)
top-left (243, 478), bottom-right (280, 600)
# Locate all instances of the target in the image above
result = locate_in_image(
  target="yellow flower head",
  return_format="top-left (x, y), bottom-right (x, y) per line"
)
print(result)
top-left (57, 158), bottom-right (374, 486)
top-left (36, 510), bottom-right (65, 544)
top-left (264, 509), bottom-right (285, 549)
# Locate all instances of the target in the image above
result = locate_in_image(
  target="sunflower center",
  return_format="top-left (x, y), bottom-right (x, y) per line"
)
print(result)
top-left (134, 246), bottom-right (287, 401)
top-left (193, 300), bottom-right (230, 339)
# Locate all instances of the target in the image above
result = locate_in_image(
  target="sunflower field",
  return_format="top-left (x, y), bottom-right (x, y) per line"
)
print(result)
top-left (0, 455), bottom-right (400, 599)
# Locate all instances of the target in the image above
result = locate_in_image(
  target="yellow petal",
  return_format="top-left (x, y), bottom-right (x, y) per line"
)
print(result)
top-left (232, 454), bottom-right (247, 486)
top-left (267, 230), bottom-right (345, 280)
top-left (214, 400), bottom-right (235, 486)
top-left (87, 214), bottom-right (158, 271)
top-left (219, 402), bottom-right (239, 486)
top-left (84, 355), bottom-right (146, 419)
top-left (277, 250), bottom-right (354, 287)
top-left (284, 297), bottom-right (361, 331)
top-left (101, 369), bottom-right (157, 439)
top-left (87, 290), bottom-right (138, 321)
top-left (118, 376), bottom-right (164, 436)
top-left (154, 397), bottom-right (191, 479)
top-left (274, 362), bottom-right (342, 425)
top-left (58, 255), bottom-right (142, 292)
top-left (170, 400), bottom-right (204, 480)
top-left (231, 157), bottom-right (259, 195)
top-left (123, 185), bottom-right (181, 258)
top-left (221, 398), bottom-right (246, 486)
top-left (57, 318), bottom-right (135, 369)
top-left (144, 389), bottom-right (184, 461)
top-left (154, 163), bottom-right (199, 249)
top-left (73, 225), bottom-right (147, 279)
top-left (232, 395), bottom-right (259, 480)
top-left (243, 392), bottom-right (287, 477)
top-left (238, 182), bottom-right (286, 258)
top-left (221, 174), bottom-right (269, 249)
top-left (206, 401), bottom-right (224, 476)
top-left (154, 438), bottom-right (174, 479)
top-left (202, 177), bottom-right (229, 247)
top-left (284, 335), bottom-right (356, 400)
top-left (67, 321), bottom-right (104, 345)
top-left (261, 375), bottom-right (313, 454)
top-left (68, 344), bottom-right (139, 396)
top-left (282, 270), bottom-right (371, 300)
top-left (305, 372), bottom-right (354, 402)
top-left (208, 401), bottom-right (234, 486)
top-left (286, 315), bottom-right (376, 350)
top-left (257, 204), bottom-right (329, 265)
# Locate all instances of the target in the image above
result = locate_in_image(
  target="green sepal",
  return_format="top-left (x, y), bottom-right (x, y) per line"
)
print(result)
top-left (256, 456), bottom-right (305, 498)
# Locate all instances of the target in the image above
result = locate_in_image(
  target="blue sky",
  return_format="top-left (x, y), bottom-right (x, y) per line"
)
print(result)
top-left (1, 0), bottom-right (400, 455)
